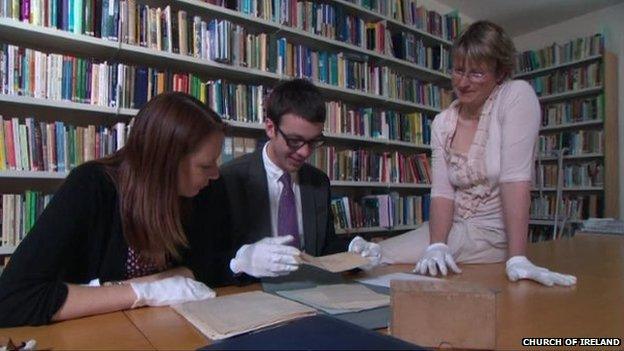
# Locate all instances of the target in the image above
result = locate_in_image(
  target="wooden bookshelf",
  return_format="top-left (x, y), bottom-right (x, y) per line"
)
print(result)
top-left (603, 52), bottom-right (620, 218)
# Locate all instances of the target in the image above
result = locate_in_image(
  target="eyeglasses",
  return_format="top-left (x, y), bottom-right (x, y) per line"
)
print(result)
top-left (276, 125), bottom-right (325, 150)
top-left (451, 68), bottom-right (490, 83)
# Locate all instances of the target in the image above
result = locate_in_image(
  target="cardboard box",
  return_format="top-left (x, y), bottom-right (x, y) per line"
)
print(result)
top-left (390, 280), bottom-right (497, 349)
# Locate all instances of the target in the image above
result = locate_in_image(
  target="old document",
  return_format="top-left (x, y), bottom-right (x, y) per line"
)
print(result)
top-left (172, 291), bottom-right (316, 340)
top-left (296, 252), bottom-right (369, 273)
top-left (276, 283), bottom-right (390, 314)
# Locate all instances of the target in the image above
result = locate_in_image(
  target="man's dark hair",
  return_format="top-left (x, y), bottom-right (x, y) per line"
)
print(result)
top-left (266, 79), bottom-right (325, 125)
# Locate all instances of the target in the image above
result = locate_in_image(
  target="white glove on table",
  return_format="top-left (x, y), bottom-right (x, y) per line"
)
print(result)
top-left (506, 256), bottom-right (577, 286)
top-left (348, 236), bottom-right (382, 270)
top-left (414, 242), bottom-right (462, 276)
top-left (130, 276), bottom-right (216, 308)
top-left (229, 235), bottom-right (301, 278)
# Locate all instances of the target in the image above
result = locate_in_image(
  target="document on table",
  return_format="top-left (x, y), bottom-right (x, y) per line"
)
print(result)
top-left (355, 272), bottom-right (442, 288)
top-left (172, 291), bottom-right (316, 340)
top-left (276, 283), bottom-right (389, 315)
top-left (296, 252), bottom-right (369, 273)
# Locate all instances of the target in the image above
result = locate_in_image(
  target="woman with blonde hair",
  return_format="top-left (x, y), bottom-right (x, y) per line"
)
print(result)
top-left (350, 21), bottom-right (576, 287)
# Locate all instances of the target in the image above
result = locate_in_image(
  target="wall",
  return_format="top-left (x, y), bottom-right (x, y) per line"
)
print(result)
top-left (513, 2), bottom-right (624, 219)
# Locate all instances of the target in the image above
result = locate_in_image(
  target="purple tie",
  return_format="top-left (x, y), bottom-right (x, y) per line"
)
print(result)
top-left (278, 173), bottom-right (301, 248)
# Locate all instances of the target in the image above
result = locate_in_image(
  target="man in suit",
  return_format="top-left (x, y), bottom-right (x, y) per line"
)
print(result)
top-left (221, 79), bottom-right (379, 278)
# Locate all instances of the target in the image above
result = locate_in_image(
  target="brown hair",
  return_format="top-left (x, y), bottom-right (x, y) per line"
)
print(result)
top-left (453, 20), bottom-right (516, 81)
top-left (266, 78), bottom-right (325, 125)
top-left (100, 92), bottom-right (225, 264)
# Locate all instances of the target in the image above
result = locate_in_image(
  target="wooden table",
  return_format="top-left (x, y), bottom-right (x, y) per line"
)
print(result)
top-left (1, 233), bottom-right (622, 350)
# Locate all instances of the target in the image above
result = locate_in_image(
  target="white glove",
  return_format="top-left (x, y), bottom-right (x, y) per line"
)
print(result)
top-left (229, 235), bottom-right (301, 278)
top-left (506, 256), bottom-right (577, 287)
top-left (348, 236), bottom-right (382, 270)
top-left (414, 242), bottom-right (462, 276)
top-left (130, 276), bottom-right (216, 308)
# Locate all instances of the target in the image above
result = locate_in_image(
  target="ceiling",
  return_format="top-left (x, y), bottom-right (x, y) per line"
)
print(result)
top-left (435, 0), bottom-right (624, 37)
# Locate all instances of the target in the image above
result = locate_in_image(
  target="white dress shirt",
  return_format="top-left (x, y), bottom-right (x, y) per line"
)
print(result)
top-left (262, 142), bottom-right (305, 248)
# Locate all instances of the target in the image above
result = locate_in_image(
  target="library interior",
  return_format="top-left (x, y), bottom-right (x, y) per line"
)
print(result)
top-left (0, 0), bottom-right (623, 349)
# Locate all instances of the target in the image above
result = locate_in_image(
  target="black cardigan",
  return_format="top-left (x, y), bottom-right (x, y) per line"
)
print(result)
top-left (0, 162), bottom-right (235, 327)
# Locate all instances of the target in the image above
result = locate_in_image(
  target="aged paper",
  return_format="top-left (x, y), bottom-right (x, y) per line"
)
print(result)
top-left (276, 283), bottom-right (389, 314)
top-left (172, 291), bottom-right (316, 340)
top-left (355, 272), bottom-right (442, 288)
top-left (296, 252), bottom-right (369, 273)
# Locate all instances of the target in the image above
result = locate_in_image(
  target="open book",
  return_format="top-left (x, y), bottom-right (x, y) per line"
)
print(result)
top-left (172, 291), bottom-right (316, 340)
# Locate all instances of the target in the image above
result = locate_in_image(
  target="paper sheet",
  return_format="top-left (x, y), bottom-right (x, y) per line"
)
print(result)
top-left (172, 291), bottom-right (316, 340)
top-left (276, 283), bottom-right (389, 314)
top-left (355, 272), bottom-right (442, 288)
top-left (296, 252), bottom-right (369, 273)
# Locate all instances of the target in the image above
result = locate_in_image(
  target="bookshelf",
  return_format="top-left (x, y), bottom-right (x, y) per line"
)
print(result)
top-left (0, 1), bottom-right (459, 258)
top-left (516, 33), bottom-right (619, 240)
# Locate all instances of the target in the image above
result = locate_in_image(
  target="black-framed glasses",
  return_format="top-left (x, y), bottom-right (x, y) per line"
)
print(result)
top-left (276, 125), bottom-right (325, 150)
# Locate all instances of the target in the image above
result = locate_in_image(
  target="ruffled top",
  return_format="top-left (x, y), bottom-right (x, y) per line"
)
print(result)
top-left (445, 85), bottom-right (502, 219)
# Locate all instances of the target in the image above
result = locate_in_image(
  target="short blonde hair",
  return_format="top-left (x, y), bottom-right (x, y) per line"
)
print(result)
top-left (452, 21), bottom-right (516, 81)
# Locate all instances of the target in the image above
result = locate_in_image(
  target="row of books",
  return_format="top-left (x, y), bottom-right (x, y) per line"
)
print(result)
top-left (391, 32), bottom-right (451, 71)
top-left (0, 43), bottom-right (451, 110)
top-left (541, 95), bottom-right (603, 127)
top-left (0, 116), bottom-right (127, 172)
top-left (309, 147), bottom-right (431, 184)
top-left (0, 112), bottom-right (436, 176)
top-left (1, 191), bottom-right (53, 248)
top-left (331, 193), bottom-right (430, 231)
top-left (0, 115), bottom-right (259, 173)
top-left (526, 62), bottom-right (601, 97)
top-left (531, 194), bottom-right (602, 221)
top-left (345, 0), bottom-right (461, 41)
top-left (324, 102), bottom-right (432, 145)
top-left (537, 130), bottom-right (604, 157)
top-left (0, 1), bottom-right (454, 75)
top-left (534, 161), bottom-right (604, 188)
top-left (516, 34), bottom-right (603, 73)
top-left (223, 1), bottom-right (384, 51)
top-left (0, 0), bottom-right (117, 37)
top-left (220, 136), bottom-right (257, 165)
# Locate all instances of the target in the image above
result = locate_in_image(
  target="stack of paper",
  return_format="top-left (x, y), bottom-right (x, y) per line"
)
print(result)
top-left (276, 284), bottom-right (390, 315)
top-left (172, 291), bottom-right (316, 340)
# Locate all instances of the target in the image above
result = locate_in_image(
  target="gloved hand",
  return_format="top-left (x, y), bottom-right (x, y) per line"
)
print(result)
top-left (348, 236), bottom-right (382, 270)
top-left (229, 235), bottom-right (301, 278)
top-left (506, 256), bottom-right (577, 286)
top-left (414, 242), bottom-right (462, 276)
top-left (130, 276), bottom-right (216, 308)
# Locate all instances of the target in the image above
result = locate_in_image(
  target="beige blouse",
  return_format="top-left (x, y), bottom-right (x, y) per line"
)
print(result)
top-left (430, 80), bottom-right (541, 231)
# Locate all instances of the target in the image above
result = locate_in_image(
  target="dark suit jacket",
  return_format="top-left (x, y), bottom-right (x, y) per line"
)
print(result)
top-left (220, 149), bottom-right (347, 256)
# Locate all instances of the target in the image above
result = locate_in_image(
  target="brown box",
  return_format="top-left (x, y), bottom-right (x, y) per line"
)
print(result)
top-left (390, 280), bottom-right (497, 350)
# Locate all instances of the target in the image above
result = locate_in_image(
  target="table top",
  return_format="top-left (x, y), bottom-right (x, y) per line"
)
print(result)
top-left (1, 233), bottom-right (623, 350)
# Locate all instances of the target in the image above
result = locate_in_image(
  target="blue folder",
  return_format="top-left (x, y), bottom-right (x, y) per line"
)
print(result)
top-left (201, 315), bottom-right (422, 350)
